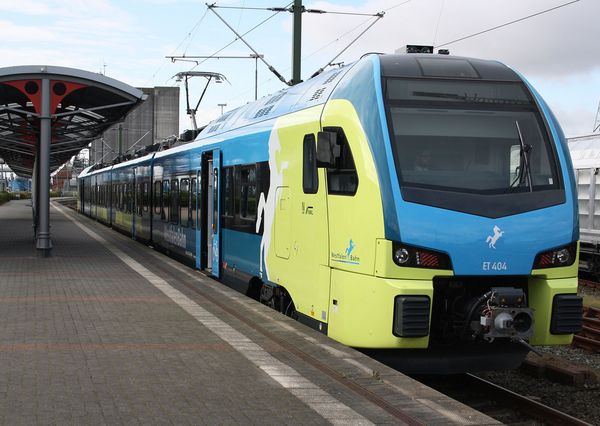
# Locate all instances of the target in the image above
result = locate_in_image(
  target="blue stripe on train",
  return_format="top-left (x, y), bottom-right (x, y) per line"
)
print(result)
top-left (221, 228), bottom-right (262, 278)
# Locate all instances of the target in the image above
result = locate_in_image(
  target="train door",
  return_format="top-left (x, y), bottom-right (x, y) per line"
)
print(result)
top-left (195, 167), bottom-right (202, 270)
top-left (207, 158), bottom-right (213, 270)
top-left (109, 174), bottom-right (113, 227)
top-left (91, 175), bottom-right (97, 219)
top-left (198, 150), bottom-right (221, 278)
top-left (78, 179), bottom-right (84, 213)
top-left (210, 149), bottom-right (221, 277)
top-left (282, 130), bottom-right (330, 329)
top-left (132, 167), bottom-right (137, 239)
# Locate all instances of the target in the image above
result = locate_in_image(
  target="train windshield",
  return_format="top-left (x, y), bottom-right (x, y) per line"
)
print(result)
top-left (386, 79), bottom-right (561, 200)
top-left (387, 79), bottom-right (559, 195)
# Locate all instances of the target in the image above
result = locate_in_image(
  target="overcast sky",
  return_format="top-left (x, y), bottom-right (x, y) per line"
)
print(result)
top-left (1, 0), bottom-right (598, 137)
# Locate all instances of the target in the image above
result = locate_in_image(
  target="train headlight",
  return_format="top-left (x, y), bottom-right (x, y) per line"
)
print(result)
top-left (392, 242), bottom-right (452, 270)
top-left (394, 247), bottom-right (410, 264)
top-left (555, 248), bottom-right (571, 265)
top-left (533, 242), bottom-right (577, 269)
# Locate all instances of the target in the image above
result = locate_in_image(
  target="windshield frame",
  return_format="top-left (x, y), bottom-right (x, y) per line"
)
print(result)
top-left (383, 77), bottom-right (565, 218)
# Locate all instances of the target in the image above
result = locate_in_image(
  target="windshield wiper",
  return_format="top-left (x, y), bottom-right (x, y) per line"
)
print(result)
top-left (507, 121), bottom-right (533, 193)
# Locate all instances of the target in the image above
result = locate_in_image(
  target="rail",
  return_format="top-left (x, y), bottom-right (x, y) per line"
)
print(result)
top-left (413, 373), bottom-right (592, 425)
top-left (572, 305), bottom-right (600, 353)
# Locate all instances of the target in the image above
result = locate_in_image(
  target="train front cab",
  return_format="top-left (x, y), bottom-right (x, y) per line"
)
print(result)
top-left (306, 55), bottom-right (582, 370)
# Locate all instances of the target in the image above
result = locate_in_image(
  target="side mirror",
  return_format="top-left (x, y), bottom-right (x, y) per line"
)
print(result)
top-left (316, 131), bottom-right (339, 168)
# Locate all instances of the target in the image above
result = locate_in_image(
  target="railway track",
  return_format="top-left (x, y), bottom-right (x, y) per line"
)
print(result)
top-left (413, 373), bottom-right (591, 425)
top-left (579, 278), bottom-right (600, 291)
top-left (572, 305), bottom-right (600, 353)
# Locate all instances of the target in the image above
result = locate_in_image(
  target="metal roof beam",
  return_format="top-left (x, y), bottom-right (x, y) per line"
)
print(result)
top-left (0, 145), bottom-right (34, 155)
top-left (52, 100), bottom-right (137, 119)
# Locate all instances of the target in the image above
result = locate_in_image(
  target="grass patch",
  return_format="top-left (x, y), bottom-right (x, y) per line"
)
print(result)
top-left (0, 191), bottom-right (33, 205)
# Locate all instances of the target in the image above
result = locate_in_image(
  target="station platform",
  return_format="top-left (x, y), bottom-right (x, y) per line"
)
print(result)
top-left (0, 199), bottom-right (499, 425)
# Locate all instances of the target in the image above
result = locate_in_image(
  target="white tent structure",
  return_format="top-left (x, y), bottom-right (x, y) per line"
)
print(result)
top-left (568, 134), bottom-right (600, 169)
top-left (568, 134), bottom-right (600, 268)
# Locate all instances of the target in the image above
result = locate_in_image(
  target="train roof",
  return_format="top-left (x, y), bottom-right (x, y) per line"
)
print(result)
top-left (194, 62), bottom-right (357, 142)
top-left (111, 154), bottom-right (154, 170)
top-left (568, 134), bottom-right (600, 169)
top-left (78, 154), bottom-right (154, 178)
top-left (80, 53), bottom-right (527, 170)
top-left (191, 53), bottom-right (521, 144)
top-left (78, 165), bottom-right (95, 179)
top-left (379, 54), bottom-right (520, 81)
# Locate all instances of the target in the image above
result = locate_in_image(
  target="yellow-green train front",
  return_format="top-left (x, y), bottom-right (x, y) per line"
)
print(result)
top-left (80, 52), bottom-right (583, 373)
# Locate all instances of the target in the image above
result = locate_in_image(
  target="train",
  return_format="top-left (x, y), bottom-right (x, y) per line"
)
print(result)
top-left (79, 51), bottom-right (583, 373)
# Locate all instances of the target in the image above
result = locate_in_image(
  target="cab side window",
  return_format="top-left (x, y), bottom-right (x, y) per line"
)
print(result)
top-left (303, 134), bottom-right (318, 194)
top-left (326, 127), bottom-right (358, 196)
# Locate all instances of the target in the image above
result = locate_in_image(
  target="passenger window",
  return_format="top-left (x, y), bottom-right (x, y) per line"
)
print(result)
top-left (239, 166), bottom-right (257, 220)
top-left (170, 179), bottom-right (179, 224)
top-left (136, 183), bottom-right (142, 216)
top-left (154, 181), bottom-right (161, 215)
top-left (180, 178), bottom-right (189, 228)
top-left (222, 167), bottom-right (234, 219)
top-left (303, 134), bottom-right (318, 194)
top-left (143, 182), bottom-right (149, 213)
top-left (326, 127), bottom-right (358, 196)
top-left (126, 184), bottom-right (132, 214)
top-left (191, 178), bottom-right (197, 229)
top-left (162, 180), bottom-right (169, 222)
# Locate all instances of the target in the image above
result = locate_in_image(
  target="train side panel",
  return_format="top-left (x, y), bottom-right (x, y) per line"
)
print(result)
top-left (260, 106), bottom-right (331, 327)
top-left (151, 150), bottom-right (200, 266)
top-left (111, 167), bottom-right (135, 236)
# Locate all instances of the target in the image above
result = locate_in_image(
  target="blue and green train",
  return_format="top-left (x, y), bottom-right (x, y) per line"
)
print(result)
top-left (79, 52), bottom-right (582, 372)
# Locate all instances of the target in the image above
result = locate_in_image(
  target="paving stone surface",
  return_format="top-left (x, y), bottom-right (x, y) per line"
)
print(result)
top-left (0, 200), bottom-right (498, 425)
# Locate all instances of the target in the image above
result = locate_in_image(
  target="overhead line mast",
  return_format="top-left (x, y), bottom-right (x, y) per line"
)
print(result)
top-left (205, 2), bottom-right (384, 86)
top-left (207, 4), bottom-right (289, 86)
top-left (291, 0), bottom-right (302, 85)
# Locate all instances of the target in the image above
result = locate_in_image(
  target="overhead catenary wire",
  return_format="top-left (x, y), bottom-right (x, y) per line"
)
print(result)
top-left (435, 0), bottom-right (581, 48)
top-left (182, 3), bottom-right (292, 74)
top-left (302, 16), bottom-right (375, 61)
top-left (220, 1), bottom-right (411, 108)
top-left (146, 9), bottom-right (209, 85)
top-left (309, 13), bottom-right (384, 78)
top-left (383, 0), bottom-right (412, 13)
top-left (206, 3), bottom-right (290, 85)
top-left (210, 3), bottom-right (383, 17)
top-left (189, 1), bottom-right (408, 114)
top-left (432, 0), bottom-right (446, 47)
top-left (182, 9), bottom-right (210, 56)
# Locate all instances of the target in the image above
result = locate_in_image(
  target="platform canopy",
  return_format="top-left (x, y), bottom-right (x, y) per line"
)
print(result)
top-left (0, 65), bottom-right (146, 256)
top-left (0, 65), bottom-right (145, 178)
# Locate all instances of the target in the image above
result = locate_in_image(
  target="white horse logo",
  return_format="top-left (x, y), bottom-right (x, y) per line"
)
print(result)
top-left (486, 226), bottom-right (504, 249)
